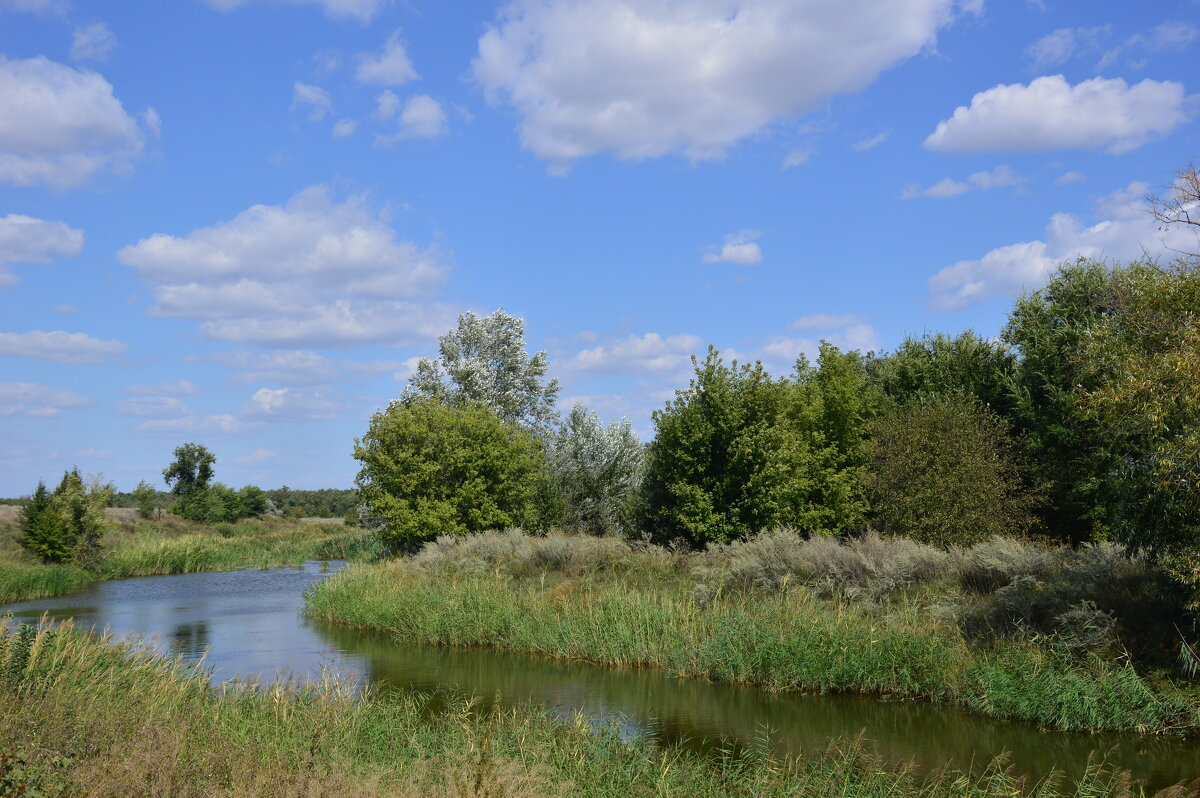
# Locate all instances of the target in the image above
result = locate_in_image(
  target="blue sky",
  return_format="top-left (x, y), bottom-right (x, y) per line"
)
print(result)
top-left (0, 0), bottom-right (1196, 495)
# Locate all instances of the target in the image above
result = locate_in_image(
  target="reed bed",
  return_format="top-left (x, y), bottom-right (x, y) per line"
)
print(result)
top-left (306, 549), bottom-right (1200, 735)
top-left (1, 621), bottom-right (1191, 798)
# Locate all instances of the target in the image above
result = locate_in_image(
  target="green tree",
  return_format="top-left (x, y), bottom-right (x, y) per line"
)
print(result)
top-left (548, 403), bottom-right (644, 536)
top-left (133, 480), bottom-right (158, 519)
top-left (1003, 259), bottom-right (1119, 544)
top-left (354, 398), bottom-right (552, 548)
top-left (639, 348), bottom-right (807, 546)
top-left (163, 443), bottom-right (217, 520)
top-left (404, 308), bottom-right (560, 431)
top-left (17, 481), bottom-right (66, 563)
top-left (18, 471), bottom-right (113, 565)
top-left (864, 392), bottom-right (1037, 547)
top-left (868, 331), bottom-right (1017, 417)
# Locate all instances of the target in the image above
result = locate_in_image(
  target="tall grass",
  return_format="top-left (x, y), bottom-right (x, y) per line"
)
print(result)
top-left (1, 621), bottom-right (1190, 797)
top-left (307, 532), bottom-right (1200, 735)
top-left (0, 562), bottom-right (93, 604)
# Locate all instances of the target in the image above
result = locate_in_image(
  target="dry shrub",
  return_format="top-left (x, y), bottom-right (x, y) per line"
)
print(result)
top-left (412, 529), bottom-right (651, 578)
top-left (698, 529), bottom-right (958, 602)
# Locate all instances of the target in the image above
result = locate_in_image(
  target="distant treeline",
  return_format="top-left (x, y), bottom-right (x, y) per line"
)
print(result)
top-left (5, 487), bottom-right (357, 519)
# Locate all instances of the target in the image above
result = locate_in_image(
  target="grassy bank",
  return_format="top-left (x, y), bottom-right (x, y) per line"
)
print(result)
top-left (0, 514), bottom-right (378, 604)
top-left (1, 621), bottom-right (1191, 798)
top-left (305, 530), bottom-right (1200, 735)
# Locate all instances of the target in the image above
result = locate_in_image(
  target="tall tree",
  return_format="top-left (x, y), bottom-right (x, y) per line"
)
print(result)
top-left (547, 403), bottom-right (644, 536)
top-left (868, 331), bottom-right (1018, 418)
top-left (403, 308), bottom-right (560, 432)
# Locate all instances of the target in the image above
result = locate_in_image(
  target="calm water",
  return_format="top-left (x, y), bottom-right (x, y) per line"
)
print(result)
top-left (3, 562), bottom-right (1198, 788)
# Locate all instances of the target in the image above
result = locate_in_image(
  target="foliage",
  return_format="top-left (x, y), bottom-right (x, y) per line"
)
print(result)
top-left (403, 308), bottom-right (560, 432)
top-left (1074, 262), bottom-right (1200, 559)
top-left (639, 348), bottom-right (808, 546)
top-left (354, 398), bottom-right (553, 548)
top-left (17, 471), bottom-right (112, 566)
top-left (162, 443), bottom-right (216, 497)
top-left (863, 392), bottom-right (1037, 547)
top-left (412, 527), bottom-right (652, 577)
top-left (132, 480), bottom-right (158, 519)
top-left (867, 331), bottom-right (1018, 418)
top-left (1002, 258), bottom-right (1121, 545)
top-left (546, 403), bottom-right (644, 536)
top-left (263, 487), bottom-right (357, 519)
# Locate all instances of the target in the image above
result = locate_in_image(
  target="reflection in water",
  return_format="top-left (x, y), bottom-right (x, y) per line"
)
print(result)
top-left (2, 562), bottom-right (1197, 791)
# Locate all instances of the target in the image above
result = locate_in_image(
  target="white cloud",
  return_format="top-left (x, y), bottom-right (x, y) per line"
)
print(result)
top-left (928, 181), bottom-right (1198, 310)
top-left (0, 214), bottom-right (84, 287)
top-left (355, 29), bottom-right (418, 85)
top-left (237, 448), bottom-right (279, 463)
top-left (758, 322), bottom-right (880, 373)
top-left (292, 82), bottom-right (332, 121)
top-left (790, 313), bottom-right (865, 331)
top-left (377, 95), bottom-right (448, 144)
top-left (116, 396), bottom-right (190, 419)
top-left (53, 304), bottom-right (80, 314)
top-left (782, 148), bottom-right (814, 170)
top-left (0, 382), bottom-right (88, 419)
top-left (74, 448), bottom-right (110, 458)
top-left (0, 56), bottom-right (147, 189)
top-left (903, 165), bottom-right (1024, 199)
top-left (244, 386), bottom-right (342, 420)
top-left (331, 118), bottom-right (358, 138)
top-left (1054, 170), bottom-right (1085, 186)
top-left (472, 0), bottom-right (961, 172)
top-left (197, 349), bottom-right (400, 386)
top-left (204, 0), bottom-right (385, 23)
top-left (702, 230), bottom-right (763, 265)
top-left (375, 90), bottom-right (400, 120)
top-left (0, 330), bottom-right (126, 363)
top-left (118, 186), bottom-right (454, 348)
top-left (137, 414), bottom-right (259, 436)
top-left (925, 75), bottom-right (1189, 154)
top-left (141, 108), bottom-right (162, 138)
top-left (560, 332), bottom-right (702, 377)
top-left (123, 379), bottom-right (199, 396)
top-left (853, 131), bottom-right (890, 151)
top-left (1131, 20), bottom-right (1199, 52)
top-left (1024, 26), bottom-right (1110, 70)
top-left (71, 22), bottom-right (118, 62)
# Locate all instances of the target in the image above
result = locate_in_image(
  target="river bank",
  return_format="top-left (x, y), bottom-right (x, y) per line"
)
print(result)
top-left (305, 530), bottom-right (1200, 736)
top-left (0, 511), bottom-right (376, 603)
top-left (1, 619), bottom-right (1191, 798)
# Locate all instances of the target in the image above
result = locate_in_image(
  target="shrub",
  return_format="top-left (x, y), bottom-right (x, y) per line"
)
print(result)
top-left (412, 528), bottom-right (647, 577)
top-left (354, 399), bottom-right (553, 548)
top-left (547, 403), bottom-right (644, 537)
top-left (18, 471), bottom-right (112, 566)
top-left (133, 480), bottom-right (158, 519)
top-left (864, 392), bottom-right (1037, 548)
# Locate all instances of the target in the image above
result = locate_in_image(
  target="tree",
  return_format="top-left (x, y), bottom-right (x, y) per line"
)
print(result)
top-left (864, 392), bottom-right (1037, 548)
top-left (17, 481), bottom-right (66, 564)
top-left (162, 443), bottom-right (216, 514)
top-left (867, 331), bottom-right (1018, 418)
top-left (403, 308), bottom-right (560, 432)
top-left (639, 348), bottom-right (807, 546)
top-left (354, 398), bottom-right (552, 548)
top-left (133, 480), bottom-right (158, 519)
top-left (1146, 161), bottom-right (1199, 265)
top-left (18, 470), bottom-right (113, 565)
top-left (547, 403), bottom-right (644, 536)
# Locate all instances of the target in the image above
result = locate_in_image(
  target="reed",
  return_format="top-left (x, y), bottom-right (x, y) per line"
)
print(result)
top-left (1, 621), bottom-right (1189, 797)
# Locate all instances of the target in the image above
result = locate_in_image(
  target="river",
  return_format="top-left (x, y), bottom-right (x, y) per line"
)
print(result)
top-left (2, 561), bottom-right (1196, 789)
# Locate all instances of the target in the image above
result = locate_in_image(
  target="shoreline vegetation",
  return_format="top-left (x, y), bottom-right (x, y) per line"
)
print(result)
top-left (305, 529), bottom-right (1200, 737)
top-left (2, 620), bottom-right (1195, 798)
top-left (0, 509), bottom-right (377, 604)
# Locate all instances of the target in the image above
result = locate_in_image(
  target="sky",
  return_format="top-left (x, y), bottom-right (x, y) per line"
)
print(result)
top-left (0, 0), bottom-right (1197, 495)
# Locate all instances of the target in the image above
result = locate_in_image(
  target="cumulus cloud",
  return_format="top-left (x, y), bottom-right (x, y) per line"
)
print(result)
top-left (924, 75), bottom-right (1189, 155)
top-left (472, 0), bottom-right (961, 172)
top-left (1054, 170), bottom-right (1086, 186)
top-left (375, 90), bottom-right (400, 120)
top-left (902, 165), bottom-right (1023, 199)
top-left (237, 448), bottom-right (279, 463)
top-left (928, 181), bottom-right (1198, 310)
top-left (560, 332), bottom-right (702, 377)
top-left (0, 56), bottom-right (147, 189)
top-left (117, 186), bottom-right (454, 348)
top-left (377, 95), bottom-right (448, 144)
top-left (137, 414), bottom-right (259, 436)
top-left (0, 382), bottom-right (88, 418)
top-left (243, 386), bottom-right (343, 420)
top-left (758, 318), bottom-right (880, 373)
top-left (116, 396), bottom-right (190, 419)
top-left (355, 29), bottom-right (418, 85)
top-left (204, 0), bottom-right (385, 23)
top-left (292, 82), bottom-right (332, 121)
top-left (195, 349), bottom-right (401, 386)
top-left (702, 231), bottom-right (763, 265)
top-left (0, 214), bottom-right (84, 287)
top-left (0, 330), bottom-right (126, 363)
top-left (70, 22), bottom-right (118, 62)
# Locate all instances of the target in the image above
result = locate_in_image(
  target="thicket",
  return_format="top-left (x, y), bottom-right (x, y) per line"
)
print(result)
top-left (17, 470), bottom-right (112, 566)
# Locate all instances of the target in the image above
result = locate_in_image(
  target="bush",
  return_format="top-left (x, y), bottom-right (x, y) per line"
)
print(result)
top-left (412, 528), bottom-right (649, 577)
top-left (17, 471), bottom-right (112, 566)
top-left (547, 403), bottom-right (644, 536)
top-left (864, 393), bottom-right (1037, 548)
top-left (354, 399), bottom-right (553, 548)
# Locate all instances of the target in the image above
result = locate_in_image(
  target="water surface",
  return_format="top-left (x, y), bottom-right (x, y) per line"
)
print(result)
top-left (3, 563), bottom-right (1197, 789)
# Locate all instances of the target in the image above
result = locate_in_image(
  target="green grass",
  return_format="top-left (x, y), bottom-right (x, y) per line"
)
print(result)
top-left (0, 516), bottom-right (379, 605)
top-left (1, 620), bottom-right (1189, 798)
top-left (306, 560), bottom-right (1200, 735)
